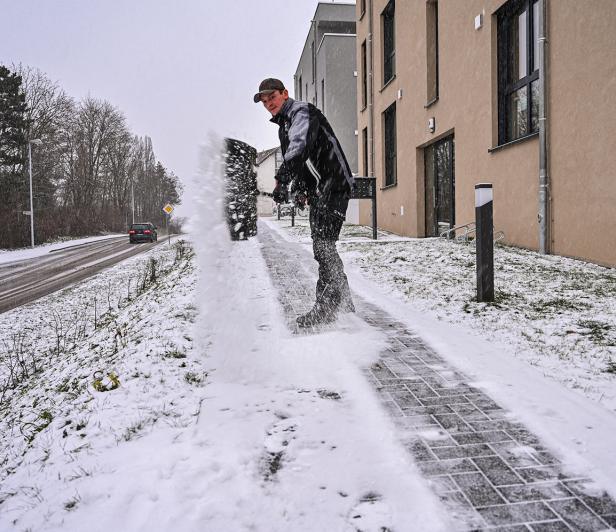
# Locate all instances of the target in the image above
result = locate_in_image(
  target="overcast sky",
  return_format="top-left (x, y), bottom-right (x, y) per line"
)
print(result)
top-left (0, 0), bottom-right (346, 215)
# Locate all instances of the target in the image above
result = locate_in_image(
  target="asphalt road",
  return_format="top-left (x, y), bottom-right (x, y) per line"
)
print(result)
top-left (0, 236), bottom-right (161, 314)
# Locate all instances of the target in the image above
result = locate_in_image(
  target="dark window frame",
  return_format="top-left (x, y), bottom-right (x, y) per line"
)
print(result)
top-left (362, 127), bottom-right (369, 176)
top-left (321, 78), bottom-right (325, 112)
top-left (426, 0), bottom-right (439, 105)
top-left (383, 102), bottom-right (397, 187)
top-left (311, 41), bottom-right (316, 84)
top-left (361, 39), bottom-right (367, 109)
top-left (497, 0), bottom-right (539, 144)
top-left (382, 0), bottom-right (396, 86)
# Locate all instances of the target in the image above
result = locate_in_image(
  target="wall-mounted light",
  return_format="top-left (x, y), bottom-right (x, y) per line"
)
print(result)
top-left (428, 117), bottom-right (435, 133)
top-left (474, 13), bottom-right (483, 30)
top-left (397, 88), bottom-right (403, 100)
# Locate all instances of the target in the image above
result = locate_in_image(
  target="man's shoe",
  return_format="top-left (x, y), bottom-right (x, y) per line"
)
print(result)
top-left (296, 304), bottom-right (336, 328)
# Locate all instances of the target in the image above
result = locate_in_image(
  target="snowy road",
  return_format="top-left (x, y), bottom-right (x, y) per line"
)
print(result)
top-left (0, 236), bottom-right (160, 313)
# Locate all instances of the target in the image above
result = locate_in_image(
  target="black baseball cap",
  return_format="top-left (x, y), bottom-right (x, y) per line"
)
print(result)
top-left (253, 78), bottom-right (286, 103)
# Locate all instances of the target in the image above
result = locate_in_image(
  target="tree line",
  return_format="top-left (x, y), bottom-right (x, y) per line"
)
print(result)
top-left (0, 64), bottom-right (182, 249)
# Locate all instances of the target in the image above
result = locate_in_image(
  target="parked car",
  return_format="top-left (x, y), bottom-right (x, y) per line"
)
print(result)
top-left (128, 222), bottom-right (158, 243)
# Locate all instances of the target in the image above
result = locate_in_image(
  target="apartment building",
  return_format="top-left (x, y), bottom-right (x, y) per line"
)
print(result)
top-left (294, 2), bottom-right (359, 222)
top-left (356, 0), bottom-right (616, 266)
top-left (255, 147), bottom-right (282, 216)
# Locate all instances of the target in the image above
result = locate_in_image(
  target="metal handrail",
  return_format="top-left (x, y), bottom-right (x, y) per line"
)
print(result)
top-left (440, 222), bottom-right (505, 244)
top-left (439, 222), bottom-right (476, 241)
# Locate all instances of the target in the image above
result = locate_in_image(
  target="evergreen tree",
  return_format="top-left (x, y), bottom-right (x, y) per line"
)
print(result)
top-left (0, 65), bottom-right (28, 172)
top-left (0, 65), bottom-right (30, 248)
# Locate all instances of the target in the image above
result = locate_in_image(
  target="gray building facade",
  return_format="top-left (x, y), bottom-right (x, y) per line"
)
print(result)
top-left (293, 2), bottom-right (358, 176)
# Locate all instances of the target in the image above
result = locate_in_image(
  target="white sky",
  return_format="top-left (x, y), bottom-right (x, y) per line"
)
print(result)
top-left (0, 0), bottom-right (337, 215)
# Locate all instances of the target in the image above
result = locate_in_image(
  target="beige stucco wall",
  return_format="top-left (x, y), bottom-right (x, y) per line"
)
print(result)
top-left (548, 0), bottom-right (616, 265)
top-left (356, 0), bottom-right (616, 266)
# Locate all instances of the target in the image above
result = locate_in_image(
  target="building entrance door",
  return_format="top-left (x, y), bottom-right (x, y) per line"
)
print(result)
top-left (425, 135), bottom-right (455, 237)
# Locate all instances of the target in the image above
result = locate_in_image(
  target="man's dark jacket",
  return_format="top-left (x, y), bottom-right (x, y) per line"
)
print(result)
top-left (271, 98), bottom-right (354, 212)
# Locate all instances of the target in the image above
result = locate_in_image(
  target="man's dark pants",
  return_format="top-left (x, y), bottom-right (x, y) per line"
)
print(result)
top-left (308, 195), bottom-right (353, 315)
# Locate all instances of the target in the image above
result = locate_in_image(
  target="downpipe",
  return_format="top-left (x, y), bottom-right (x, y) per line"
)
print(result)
top-left (538, 0), bottom-right (550, 254)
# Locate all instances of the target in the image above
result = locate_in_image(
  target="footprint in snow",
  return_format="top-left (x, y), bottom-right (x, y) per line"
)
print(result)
top-left (346, 492), bottom-right (393, 532)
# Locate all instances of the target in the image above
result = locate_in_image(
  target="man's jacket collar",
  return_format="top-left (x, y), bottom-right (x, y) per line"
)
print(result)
top-left (270, 98), bottom-right (295, 125)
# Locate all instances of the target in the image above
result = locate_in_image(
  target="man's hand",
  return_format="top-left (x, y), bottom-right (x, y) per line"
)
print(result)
top-left (274, 161), bottom-right (295, 185)
top-left (294, 191), bottom-right (307, 210)
top-left (272, 180), bottom-right (288, 204)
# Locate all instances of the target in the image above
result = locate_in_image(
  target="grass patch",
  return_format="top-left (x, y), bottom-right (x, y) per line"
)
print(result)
top-left (577, 320), bottom-right (613, 344)
top-left (531, 298), bottom-right (591, 314)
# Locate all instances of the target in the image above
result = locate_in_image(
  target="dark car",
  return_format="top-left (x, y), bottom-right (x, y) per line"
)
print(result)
top-left (129, 222), bottom-right (158, 243)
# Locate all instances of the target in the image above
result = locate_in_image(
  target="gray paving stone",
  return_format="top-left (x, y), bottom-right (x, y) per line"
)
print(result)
top-left (418, 458), bottom-right (480, 477)
top-left (562, 480), bottom-right (616, 516)
top-left (488, 526), bottom-right (533, 532)
top-left (405, 438), bottom-right (438, 462)
top-left (433, 413), bottom-right (474, 433)
top-left (490, 441), bottom-right (543, 468)
top-left (452, 471), bottom-right (508, 506)
top-left (399, 414), bottom-right (439, 428)
top-left (602, 514), bottom-right (616, 528)
top-left (420, 394), bottom-right (472, 407)
top-left (450, 403), bottom-right (492, 420)
top-left (528, 522), bottom-right (573, 532)
top-left (473, 456), bottom-right (525, 486)
top-left (398, 404), bottom-right (454, 417)
top-left (432, 443), bottom-right (496, 460)
top-left (547, 498), bottom-right (612, 531)
top-left (452, 431), bottom-right (513, 446)
top-left (516, 466), bottom-right (562, 484)
top-left (405, 381), bottom-right (439, 399)
top-left (498, 482), bottom-right (574, 504)
top-left (478, 501), bottom-right (558, 526)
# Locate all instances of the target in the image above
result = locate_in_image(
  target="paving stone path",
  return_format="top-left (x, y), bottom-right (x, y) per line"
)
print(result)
top-left (258, 222), bottom-right (616, 531)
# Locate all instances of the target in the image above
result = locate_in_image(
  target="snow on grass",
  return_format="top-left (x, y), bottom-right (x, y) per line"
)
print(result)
top-left (0, 240), bottom-right (204, 530)
top-left (267, 217), bottom-right (616, 412)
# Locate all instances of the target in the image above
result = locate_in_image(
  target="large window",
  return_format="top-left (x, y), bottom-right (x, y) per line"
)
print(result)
top-left (362, 127), bottom-right (369, 176)
top-left (426, 0), bottom-right (439, 104)
top-left (361, 39), bottom-right (367, 109)
top-left (311, 41), bottom-right (316, 84)
top-left (497, 0), bottom-right (540, 144)
top-left (321, 79), bottom-right (325, 112)
top-left (382, 0), bottom-right (395, 85)
top-left (383, 102), bottom-right (397, 187)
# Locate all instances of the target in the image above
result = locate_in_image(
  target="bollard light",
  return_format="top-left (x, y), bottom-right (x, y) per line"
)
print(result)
top-left (475, 183), bottom-right (494, 302)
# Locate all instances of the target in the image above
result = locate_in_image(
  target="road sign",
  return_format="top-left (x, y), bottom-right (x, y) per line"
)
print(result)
top-left (162, 204), bottom-right (174, 215)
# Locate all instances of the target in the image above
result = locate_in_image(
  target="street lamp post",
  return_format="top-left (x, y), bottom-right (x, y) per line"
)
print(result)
top-left (131, 178), bottom-right (135, 224)
top-left (27, 139), bottom-right (42, 248)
